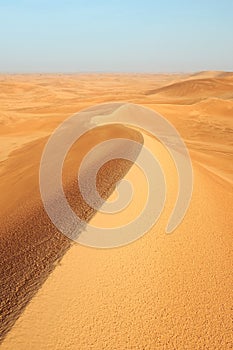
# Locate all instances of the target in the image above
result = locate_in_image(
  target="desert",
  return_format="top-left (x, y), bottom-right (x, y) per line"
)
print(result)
top-left (0, 72), bottom-right (233, 349)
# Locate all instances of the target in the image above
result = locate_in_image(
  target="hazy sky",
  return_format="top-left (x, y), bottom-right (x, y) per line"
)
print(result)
top-left (1, 0), bottom-right (233, 73)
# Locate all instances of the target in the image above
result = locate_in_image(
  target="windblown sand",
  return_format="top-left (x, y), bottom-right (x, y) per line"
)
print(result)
top-left (0, 72), bottom-right (233, 349)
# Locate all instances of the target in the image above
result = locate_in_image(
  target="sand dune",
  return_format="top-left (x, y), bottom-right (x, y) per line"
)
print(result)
top-left (188, 70), bottom-right (230, 79)
top-left (0, 73), bottom-right (233, 349)
top-left (0, 122), bottom-right (143, 340)
top-left (145, 77), bottom-right (233, 104)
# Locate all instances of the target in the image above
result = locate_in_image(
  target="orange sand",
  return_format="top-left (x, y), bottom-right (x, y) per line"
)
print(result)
top-left (0, 72), bottom-right (233, 349)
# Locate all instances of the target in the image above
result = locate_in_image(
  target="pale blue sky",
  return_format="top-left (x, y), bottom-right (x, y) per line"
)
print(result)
top-left (0, 0), bottom-right (233, 73)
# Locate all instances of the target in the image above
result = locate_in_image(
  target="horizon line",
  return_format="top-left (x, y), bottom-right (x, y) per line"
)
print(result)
top-left (0, 70), bottom-right (232, 75)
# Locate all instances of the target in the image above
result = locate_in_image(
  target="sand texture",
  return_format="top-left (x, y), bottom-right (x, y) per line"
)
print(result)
top-left (0, 72), bottom-right (233, 349)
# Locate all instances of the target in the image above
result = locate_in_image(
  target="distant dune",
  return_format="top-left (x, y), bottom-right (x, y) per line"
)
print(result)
top-left (188, 70), bottom-right (227, 79)
top-left (189, 70), bottom-right (233, 79)
top-left (0, 72), bottom-right (232, 349)
top-left (145, 76), bottom-right (233, 103)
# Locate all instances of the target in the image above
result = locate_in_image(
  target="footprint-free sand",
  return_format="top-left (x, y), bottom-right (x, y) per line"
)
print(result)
top-left (0, 72), bottom-right (232, 349)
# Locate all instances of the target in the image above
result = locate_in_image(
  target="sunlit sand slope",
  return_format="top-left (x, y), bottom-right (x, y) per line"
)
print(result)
top-left (0, 72), bottom-right (232, 349)
top-left (1, 132), bottom-right (232, 350)
top-left (0, 122), bottom-right (143, 341)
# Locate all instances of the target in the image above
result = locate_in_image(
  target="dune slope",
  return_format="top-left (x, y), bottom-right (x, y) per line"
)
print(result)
top-left (0, 72), bottom-right (232, 349)
top-left (0, 123), bottom-right (143, 341)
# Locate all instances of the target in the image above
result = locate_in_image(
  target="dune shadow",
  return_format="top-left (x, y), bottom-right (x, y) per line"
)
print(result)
top-left (0, 124), bottom-right (144, 342)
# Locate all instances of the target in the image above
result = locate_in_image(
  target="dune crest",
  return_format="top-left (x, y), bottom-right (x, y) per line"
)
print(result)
top-left (0, 73), bottom-right (232, 349)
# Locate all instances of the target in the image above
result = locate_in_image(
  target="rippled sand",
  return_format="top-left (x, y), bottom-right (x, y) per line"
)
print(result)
top-left (0, 72), bottom-right (233, 349)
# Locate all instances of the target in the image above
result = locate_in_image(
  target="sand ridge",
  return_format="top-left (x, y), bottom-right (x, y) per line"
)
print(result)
top-left (0, 122), bottom-right (143, 341)
top-left (0, 72), bottom-right (233, 349)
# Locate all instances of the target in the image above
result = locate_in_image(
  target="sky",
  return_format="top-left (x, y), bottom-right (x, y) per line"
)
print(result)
top-left (0, 0), bottom-right (233, 73)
